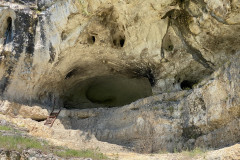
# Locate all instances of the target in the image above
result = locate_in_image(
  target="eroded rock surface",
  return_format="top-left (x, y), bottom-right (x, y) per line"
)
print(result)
top-left (0, 0), bottom-right (239, 156)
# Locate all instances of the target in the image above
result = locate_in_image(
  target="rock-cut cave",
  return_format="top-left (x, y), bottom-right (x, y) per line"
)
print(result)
top-left (61, 75), bottom-right (152, 109)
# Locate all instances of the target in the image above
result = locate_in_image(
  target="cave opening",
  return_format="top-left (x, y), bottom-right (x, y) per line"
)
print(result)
top-left (62, 75), bottom-right (152, 109)
top-left (120, 38), bottom-right (125, 47)
top-left (65, 68), bottom-right (78, 79)
top-left (91, 36), bottom-right (95, 43)
top-left (180, 80), bottom-right (196, 90)
top-left (168, 45), bottom-right (174, 51)
top-left (4, 17), bottom-right (12, 45)
top-left (143, 70), bottom-right (155, 86)
top-left (88, 35), bottom-right (96, 44)
top-left (112, 37), bottom-right (125, 48)
top-left (113, 39), bottom-right (117, 46)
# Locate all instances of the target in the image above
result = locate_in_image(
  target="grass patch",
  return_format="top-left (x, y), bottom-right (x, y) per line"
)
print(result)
top-left (55, 149), bottom-right (108, 159)
top-left (0, 134), bottom-right (48, 152)
top-left (0, 133), bottom-right (108, 159)
top-left (182, 147), bottom-right (206, 157)
top-left (0, 125), bottom-right (12, 131)
top-left (78, 0), bottom-right (90, 16)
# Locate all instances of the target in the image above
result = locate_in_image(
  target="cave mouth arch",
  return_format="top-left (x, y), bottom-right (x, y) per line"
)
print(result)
top-left (62, 75), bottom-right (152, 109)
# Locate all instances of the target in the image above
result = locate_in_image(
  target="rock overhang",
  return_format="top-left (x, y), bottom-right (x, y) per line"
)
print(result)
top-left (0, 0), bottom-right (239, 153)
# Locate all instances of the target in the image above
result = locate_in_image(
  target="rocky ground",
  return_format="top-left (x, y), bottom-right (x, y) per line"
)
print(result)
top-left (0, 120), bottom-right (106, 160)
top-left (0, 116), bottom-right (239, 160)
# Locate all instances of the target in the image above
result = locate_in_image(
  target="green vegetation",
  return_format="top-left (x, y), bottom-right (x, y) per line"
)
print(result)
top-left (179, 106), bottom-right (184, 111)
top-left (78, 0), bottom-right (90, 16)
top-left (0, 125), bottom-right (12, 131)
top-left (33, 8), bottom-right (42, 14)
top-left (158, 150), bottom-right (168, 154)
top-left (152, 106), bottom-right (159, 111)
top-left (55, 149), bottom-right (108, 159)
top-left (0, 125), bottom-right (108, 159)
top-left (0, 134), bottom-right (47, 151)
top-left (182, 147), bottom-right (206, 157)
top-left (167, 106), bottom-right (174, 115)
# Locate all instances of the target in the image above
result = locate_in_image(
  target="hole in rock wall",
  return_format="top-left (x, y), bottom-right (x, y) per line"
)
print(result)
top-left (113, 36), bottom-right (125, 48)
top-left (180, 80), bottom-right (196, 90)
top-left (92, 36), bottom-right (95, 43)
top-left (168, 45), bottom-right (174, 51)
top-left (120, 38), bottom-right (125, 47)
top-left (113, 39), bottom-right (117, 46)
top-left (61, 32), bottom-right (67, 41)
top-left (4, 17), bottom-right (12, 45)
top-left (65, 68), bottom-right (78, 79)
top-left (87, 35), bottom-right (95, 44)
top-left (33, 118), bottom-right (47, 122)
top-left (62, 75), bottom-right (152, 109)
top-left (162, 34), bottom-right (174, 52)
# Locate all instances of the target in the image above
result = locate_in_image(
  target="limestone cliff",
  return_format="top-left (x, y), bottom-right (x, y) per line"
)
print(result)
top-left (0, 0), bottom-right (239, 155)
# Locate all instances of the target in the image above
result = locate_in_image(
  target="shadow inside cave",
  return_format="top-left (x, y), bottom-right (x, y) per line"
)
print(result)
top-left (62, 75), bottom-right (153, 109)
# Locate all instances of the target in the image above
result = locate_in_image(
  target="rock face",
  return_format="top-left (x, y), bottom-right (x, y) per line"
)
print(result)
top-left (0, 0), bottom-right (239, 154)
top-left (58, 54), bottom-right (240, 153)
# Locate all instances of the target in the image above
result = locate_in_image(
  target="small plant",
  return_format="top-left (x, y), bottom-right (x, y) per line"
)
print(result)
top-left (173, 147), bottom-right (179, 153)
top-left (179, 106), bottom-right (184, 111)
top-left (167, 106), bottom-right (174, 115)
top-left (182, 147), bottom-right (206, 157)
top-left (159, 149), bottom-right (168, 154)
top-left (78, 0), bottom-right (90, 16)
top-left (112, 152), bottom-right (119, 160)
top-left (0, 125), bottom-right (12, 131)
top-left (33, 8), bottom-right (42, 14)
top-left (152, 106), bottom-right (159, 111)
top-left (55, 149), bottom-right (108, 159)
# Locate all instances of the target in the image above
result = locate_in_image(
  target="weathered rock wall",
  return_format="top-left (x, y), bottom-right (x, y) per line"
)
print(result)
top-left (0, 0), bottom-right (239, 154)
top-left (0, 0), bottom-right (240, 106)
top-left (56, 52), bottom-right (239, 152)
top-left (0, 52), bottom-right (239, 153)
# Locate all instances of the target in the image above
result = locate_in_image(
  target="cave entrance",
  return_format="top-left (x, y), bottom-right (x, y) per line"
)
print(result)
top-left (62, 75), bottom-right (152, 109)
top-left (4, 17), bottom-right (12, 45)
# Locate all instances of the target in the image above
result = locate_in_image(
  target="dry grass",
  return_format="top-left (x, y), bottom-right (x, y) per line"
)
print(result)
top-left (182, 147), bottom-right (206, 157)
